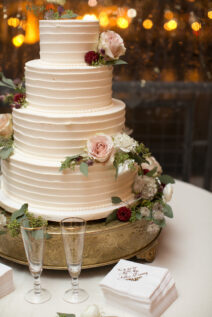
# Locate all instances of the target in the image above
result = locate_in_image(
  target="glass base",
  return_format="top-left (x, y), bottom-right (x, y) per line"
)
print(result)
top-left (63, 288), bottom-right (89, 304)
top-left (24, 288), bottom-right (51, 304)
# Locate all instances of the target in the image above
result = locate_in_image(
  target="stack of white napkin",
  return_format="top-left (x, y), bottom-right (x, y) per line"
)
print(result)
top-left (100, 259), bottom-right (177, 317)
top-left (0, 263), bottom-right (15, 298)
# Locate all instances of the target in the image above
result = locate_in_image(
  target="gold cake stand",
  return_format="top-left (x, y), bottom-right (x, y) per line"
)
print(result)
top-left (0, 214), bottom-right (161, 270)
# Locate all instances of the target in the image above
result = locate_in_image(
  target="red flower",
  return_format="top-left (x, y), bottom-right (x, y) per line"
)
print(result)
top-left (143, 169), bottom-right (150, 175)
top-left (13, 93), bottom-right (25, 103)
top-left (85, 51), bottom-right (100, 65)
top-left (117, 207), bottom-right (131, 222)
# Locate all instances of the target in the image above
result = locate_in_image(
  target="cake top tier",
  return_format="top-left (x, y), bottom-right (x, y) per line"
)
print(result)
top-left (39, 20), bottom-right (100, 65)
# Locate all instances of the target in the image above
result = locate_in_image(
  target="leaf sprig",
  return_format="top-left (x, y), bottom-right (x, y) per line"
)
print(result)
top-left (60, 155), bottom-right (93, 177)
top-left (7, 204), bottom-right (50, 239)
top-left (0, 137), bottom-right (14, 160)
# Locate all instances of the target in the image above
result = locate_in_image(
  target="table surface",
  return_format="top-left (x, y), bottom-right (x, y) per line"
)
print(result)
top-left (0, 180), bottom-right (212, 317)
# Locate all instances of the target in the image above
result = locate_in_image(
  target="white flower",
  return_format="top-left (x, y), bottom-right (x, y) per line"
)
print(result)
top-left (147, 223), bottom-right (159, 234)
top-left (113, 133), bottom-right (138, 153)
top-left (163, 184), bottom-right (173, 202)
top-left (81, 305), bottom-right (101, 317)
top-left (133, 175), bottom-right (158, 200)
top-left (141, 156), bottom-right (162, 175)
top-left (46, 0), bottom-right (66, 5)
top-left (153, 210), bottom-right (164, 221)
top-left (0, 214), bottom-right (7, 227)
top-left (117, 159), bottom-right (135, 175)
top-left (98, 30), bottom-right (126, 60)
top-left (139, 207), bottom-right (151, 218)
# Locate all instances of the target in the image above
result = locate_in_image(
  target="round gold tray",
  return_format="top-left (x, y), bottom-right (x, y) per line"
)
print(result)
top-left (0, 215), bottom-right (161, 270)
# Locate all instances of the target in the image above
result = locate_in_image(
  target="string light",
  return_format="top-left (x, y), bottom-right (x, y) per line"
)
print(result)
top-left (117, 17), bottom-right (129, 29)
top-left (8, 17), bottom-right (20, 27)
top-left (164, 19), bottom-right (178, 31)
top-left (99, 12), bottom-right (109, 27)
top-left (12, 34), bottom-right (24, 47)
top-left (143, 19), bottom-right (153, 29)
top-left (208, 10), bottom-right (212, 19)
top-left (82, 14), bottom-right (98, 21)
top-left (191, 21), bottom-right (201, 31)
top-left (127, 8), bottom-right (137, 18)
top-left (88, 0), bottom-right (97, 7)
top-left (164, 10), bottom-right (174, 20)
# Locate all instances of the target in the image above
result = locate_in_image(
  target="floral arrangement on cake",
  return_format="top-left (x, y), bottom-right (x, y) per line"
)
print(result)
top-left (60, 132), bottom-right (175, 228)
top-left (26, 0), bottom-right (77, 20)
top-left (85, 30), bottom-right (127, 66)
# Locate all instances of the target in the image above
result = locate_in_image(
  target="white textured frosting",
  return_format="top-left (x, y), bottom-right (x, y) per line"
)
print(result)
top-left (39, 20), bottom-right (99, 64)
top-left (12, 99), bottom-right (125, 159)
top-left (25, 60), bottom-right (113, 112)
top-left (0, 19), bottom-right (136, 222)
top-left (1, 151), bottom-right (135, 221)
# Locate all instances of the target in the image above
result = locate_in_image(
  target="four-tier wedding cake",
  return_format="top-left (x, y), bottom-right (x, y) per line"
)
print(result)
top-left (0, 20), bottom-right (136, 221)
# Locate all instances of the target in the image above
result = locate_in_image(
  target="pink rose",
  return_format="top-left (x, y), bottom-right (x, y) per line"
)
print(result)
top-left (0, 114), bottom-right (13, 138)
top-left (98, 31), bottom-right (126, 60)
top-left (87, 134), bottom-right (113, 163)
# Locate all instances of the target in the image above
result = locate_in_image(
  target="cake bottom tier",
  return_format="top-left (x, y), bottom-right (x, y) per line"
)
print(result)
top-left (0, 150), bottom-right (136, 221)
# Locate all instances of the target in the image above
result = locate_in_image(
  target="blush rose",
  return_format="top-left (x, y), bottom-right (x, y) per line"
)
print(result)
top-left (98, 30), bottom-right (126, 60)
top-left (87, 134), bottom-right (113, 163)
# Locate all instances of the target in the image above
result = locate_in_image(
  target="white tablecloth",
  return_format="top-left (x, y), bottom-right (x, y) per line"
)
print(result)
top-left (0, 180), bottom-right (212, 317)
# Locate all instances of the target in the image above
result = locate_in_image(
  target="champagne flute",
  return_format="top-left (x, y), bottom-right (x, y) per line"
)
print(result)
top-left (61, 217), bottom-right (88, 304)
top-left (20, 219), bottom-right (51, 304)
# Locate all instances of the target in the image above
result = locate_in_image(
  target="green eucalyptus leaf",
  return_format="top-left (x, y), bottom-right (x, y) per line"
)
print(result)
top-left (105, 210), bottom-right (117, 224)
top-left (153, 218), bottom-right (166, 228)
top-left (146, 167), bottom-right (157, 177)
top-left (0, 147), bottom-right (13, 160)
top-left (163, 204), bottom-right (174, 218)
top-left (0, 73), bottom-right (16, 89)
top-left (106, 59), bottom-right (127, 66)
top-left (111, 196), bottom-right (122, 204)
top-left (80, 162), bottom-right (88, 177)
top-left (158, 175), bottom-right (175, 185)
top-left (11, 203), bottom-right (28, 221)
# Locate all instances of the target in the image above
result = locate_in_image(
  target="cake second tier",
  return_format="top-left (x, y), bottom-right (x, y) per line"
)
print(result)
top-left (25, 60), bottom-right (113, 112)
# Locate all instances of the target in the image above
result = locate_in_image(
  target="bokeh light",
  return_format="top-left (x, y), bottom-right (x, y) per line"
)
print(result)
top-left (99, 12), bottom-right (109, 27)
top-left (208, 11), bottom-right (212, 19)
top-left (191, 21), bottom-right (201, 31)
top-left (12, 34), bottom-right (25, 47)
top-left (164, 10), bottom-right (174, 20)
top-left (82, 14), bottom-right (98, 21)
top-left (127, 8), bottom-right (137, 18)
top-left (88, 0), bottom-right (97, 7)
top-left (164, 19), bottom-right (178, 31)
top-left (143, 19), bottom-right (153, 29)
top-left (8, 17), bottom-right (20, 28)
top-left (117, 17), bottom-right (129, 29)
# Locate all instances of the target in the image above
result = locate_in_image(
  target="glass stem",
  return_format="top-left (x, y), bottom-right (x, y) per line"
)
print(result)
top-left (71, 277), bottom-right (79, 295)
top-left (33, 274), bottom-right (41, 296)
